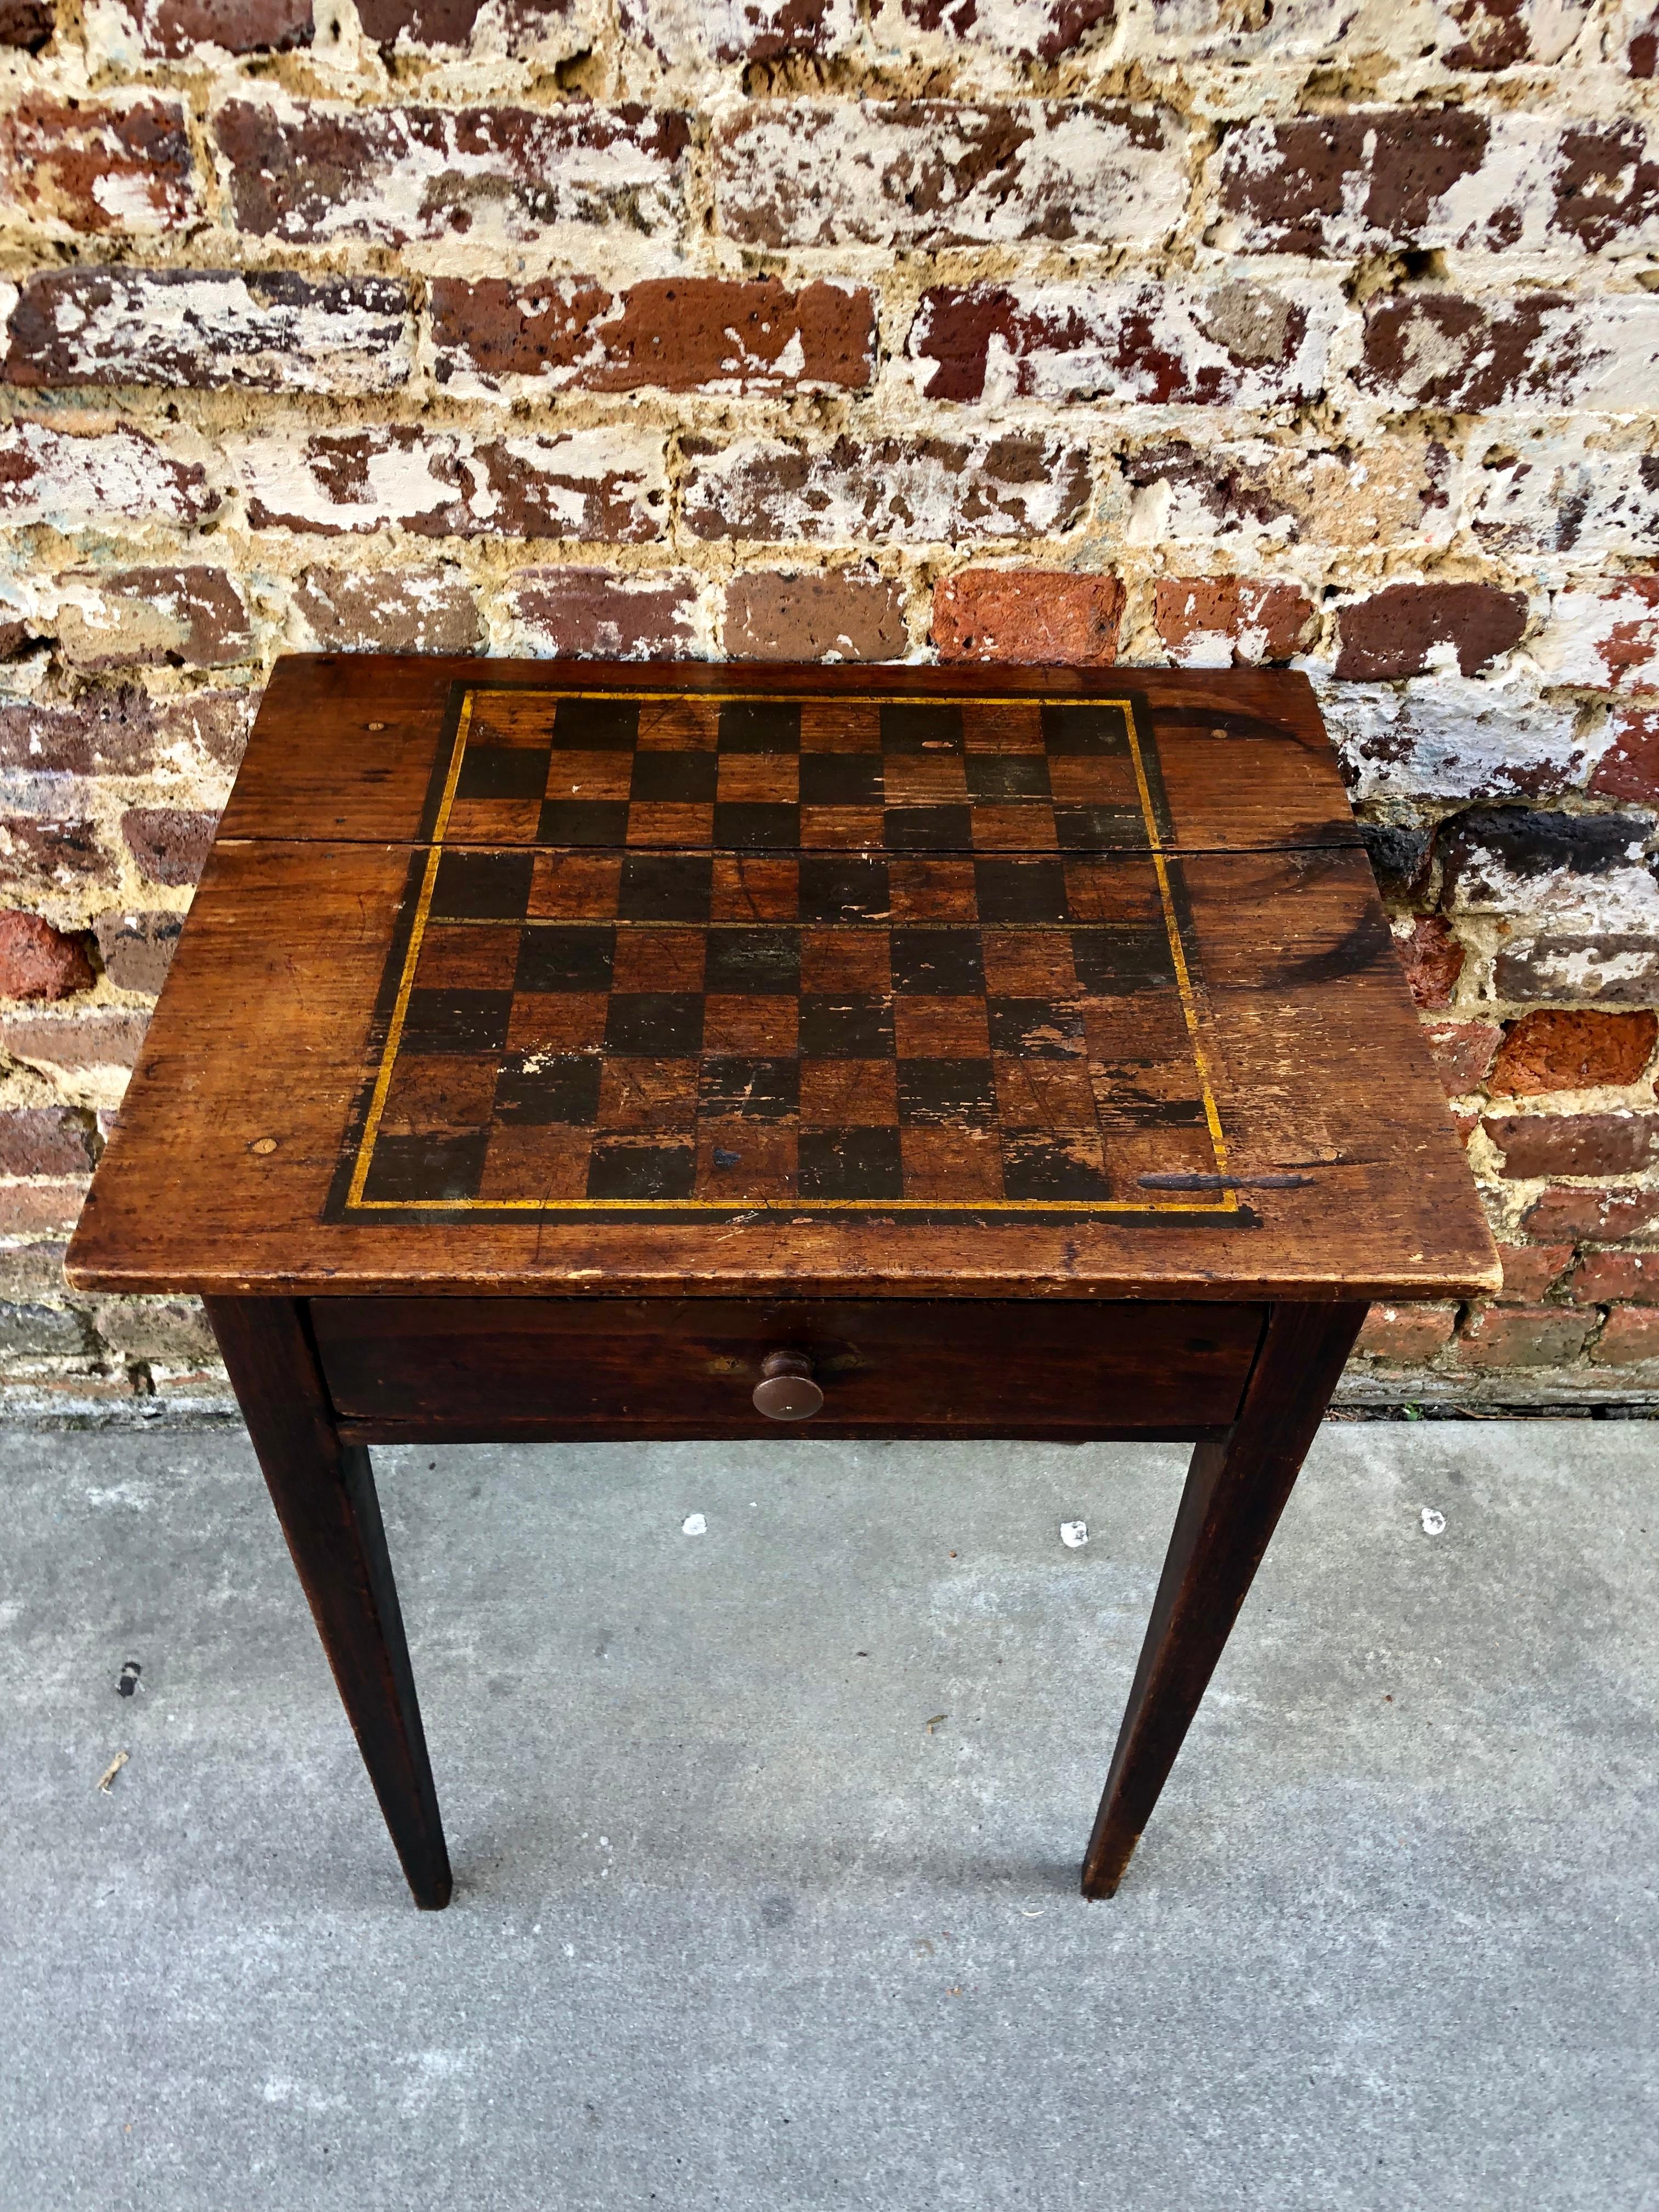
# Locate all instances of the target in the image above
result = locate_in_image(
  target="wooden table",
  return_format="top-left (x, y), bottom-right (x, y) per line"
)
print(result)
top-left (66, 658), bottom-right (1498, 1909)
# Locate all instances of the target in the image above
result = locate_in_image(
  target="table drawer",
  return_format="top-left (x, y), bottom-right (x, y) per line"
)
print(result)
top-left (312, 1297), bottom-right (1265, 1441)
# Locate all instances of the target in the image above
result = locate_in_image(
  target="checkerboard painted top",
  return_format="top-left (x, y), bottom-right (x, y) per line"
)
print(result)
top-left (330, 684), bottom-right (1237, 1223)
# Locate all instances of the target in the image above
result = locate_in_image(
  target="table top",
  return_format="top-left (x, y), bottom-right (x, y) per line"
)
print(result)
top-left (66, 657), bottom-right (1499, 1303)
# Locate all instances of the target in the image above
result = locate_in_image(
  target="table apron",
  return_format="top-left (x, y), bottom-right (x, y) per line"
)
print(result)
top-left (310, 1295), bottom-right (1268, 1443)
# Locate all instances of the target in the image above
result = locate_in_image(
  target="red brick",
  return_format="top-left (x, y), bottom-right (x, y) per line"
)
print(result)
top-left (120, 808), bottom-right (218, 888)
top-left (295, 567), bottom-right (481, 654)
top-left (1393, 917), bottom-right (1464, 1011)
top-left (1423, 1019), bottom-right (1501, 1094)
top-left (896, 0), bottom-right (1114, 60)
top-left (0, 912), bottom-right (93, 1001)
top-left (620, 0), bottom-right (853, 63)
top-left (933, 570), bottom-right (1123, 663)
top-left (497, 568), bottom-right (699, 659)
top-left (430, 276), bottom-right (875, 395)
top-left (0, 97), bottom-right (197, 236)
top-left (716, 103), bottom-right (1185, 251)
top-left (1483, 1112), bottom-right (1659, 1179)
top-left (0, 819), bottom-right (114, 897)
top-left (1543, 578), bottom-right (1659, 693)
top-left (1632, 12), bottom-right (1657, 75)
top-left (121, 0), bottom-right (319, 53)
top-left (357, 0), bottom-right (583, 53)
top-left (1354, 1301), bottom-right (1458, 1361)
top-left (0, 1183), bottom-right (87, 1234)
top-left (1521, 1186), bottom-right (1659, 1242)
top-left (1361, 294), bottom-right (1659, 413)
top-left (910, 280), bottom-right (1331, 407)
top-left (726, 571), bottom-right (906, 662)
top-left (0, 690), bottom-right (166, 776)
top-left (0, 1009), bottom-right (148, 1071)
top-left (0, 1105), bottom-right (94, 1177)
top-left (1491, 1009), bottom-right (1657, 1096)
top-left (1456, 1303), bottom-right (1593, 1367)
top-left (215, 100), bottom-right (689, 246)
top-left (1493, 1242), bottom-right (1575, 1302)
top-left (1572, 1250), bottom-right (1659, 1304)
top-left (1443, 0), bottom-right (1570, 69)
top-left (1591, 708), bottom-right (1659, 803)
top-left (237, 426), bottom-right (665, 541)
top-left (1220, 111), bottom-right (1658, 257)
top-left (683, 435), bottom-right (1090, 546)
top-left (0, 0), bottom-right (53, 48)
top-left (1334, 583), bottom-right (1527, 682)
top-left (0, 423), bottom-right (216, 528)
top-left (1592, 1306), bottom-right (1659, 1363)
top-left (54, 568), bottom-right (251, 670)
top-left (1154, 577), bottom-right (1315, 668)
top-left (4, 270), bottom-right (411, 393)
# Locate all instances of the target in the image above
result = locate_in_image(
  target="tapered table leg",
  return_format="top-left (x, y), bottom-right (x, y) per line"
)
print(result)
top-left (1082, 1299), bottom-right (1369, 1899)
top-left (205, 1296), bottom-right (452, 1909)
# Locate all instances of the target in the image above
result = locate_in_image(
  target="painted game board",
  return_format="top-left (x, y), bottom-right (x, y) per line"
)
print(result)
top-left (328, 687), bottom-right (1238, 1224)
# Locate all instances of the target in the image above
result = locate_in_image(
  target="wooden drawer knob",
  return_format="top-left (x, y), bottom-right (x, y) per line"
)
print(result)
top-left (752, 1351), bottom-right (823, 1421)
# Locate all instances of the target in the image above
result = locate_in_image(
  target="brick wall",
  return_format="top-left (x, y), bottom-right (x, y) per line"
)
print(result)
top-left (1, 0), bottom-right (1656, 1416)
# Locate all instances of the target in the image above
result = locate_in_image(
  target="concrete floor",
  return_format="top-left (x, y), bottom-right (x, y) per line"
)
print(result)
top-left (1, 1424), bottom-right (1655, 2212)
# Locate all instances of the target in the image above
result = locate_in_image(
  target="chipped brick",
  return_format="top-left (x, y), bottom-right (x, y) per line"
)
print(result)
top-left (294, 566), bottom-right (481, 654)
top-left (910, 280), bottom-right (1333, 405)
top-left (120, 807), bottom-right (218, 887)
top-left (1120, 435), bottom-right (1454, 552)
top-left (1457, 1302), bottom-right (1593, 1367)
top-left (0, 423), bottom-right (216, 529)
top-left (4, 269), bottom-right (412, 394)
top-left (682, 434), bottom-right (1091, 545)
top-left (107, 0), bottom-right (314, 55)
top-left (1591, 708), bottom-right (1659, 804)
top-left (1538, 578), bottom-right (1659, 693)
top-left (53, 568), bottom-right (252, 670)
top-left (1353, 1301), bottom-right (1458, 1362)
top-left (892, 0), bottom-right (1116, 62)
top-left (1523, 1185), bottom-right (1659, 1242)
top-left (1438, 807), bottom-right (1650, 909)
top-left (1483, 1111), bottom-right (1659, 1178)
top-left (1392, 916), bottom-right (1464, 1010)
top-left (0, 911), bottom-right (93, 1000)
top-left (1423, 1019), bottom-right (1502, 1094)
top-left (93, 910), bottom-right (182, 996)
top-left (430, 276), bottom-right (876, 397)
top-left (1493, 1240), bottom-right (1575, 1302)
top-left (1592, 1305), bottom-right (1659, 1362)
top-left (495, 567), bottom-right (699, 659)
top-left (0, 1008), bottom-right (148, 1071)
top-left (215, 99), bottom-right (689, 247)
top-left (236, 425), bottom-right (667, 540)
top-left (0, 0), bottom-right (54, 48)
top-left (1359, 824), bottom-right (1432, 904)
top-left (1334, 583), bottom-right (1527, 683)
top-left (1360, 294), bottom-right (1659, 414)
top-left (933, 569), bottom-right (1123, 664)
top-left (0, 97), bottom-right (197, 236)
top-left (1491, 1009), bottom-right (1657, 1094)
top-left (0, 1105), bottom-right (93, 1176)
top-left (716, 102), bottom-right (1186, 250)
top-left (619, 0), bottom-right (856, 63)
top-left (355, 0), bottom-right (582, 53)
top-left (1572, 1250), bottom-right (1659, 1303)
top-left (726, 571), bottom-right (907, 662)
top-left (1154, 577), bottom-right (1314, 668)
top-left (1220, 110), bottom-right (1659, 258)
top-left (0, 818), bottom-right (115, 896)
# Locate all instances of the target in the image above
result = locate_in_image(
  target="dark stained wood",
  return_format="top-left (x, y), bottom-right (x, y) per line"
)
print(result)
top-left (66, 841), bottom-right (1498, 1301)
top-left (204, 1295), bottom-right (452, 1909)
top-left (217, 656), bottom-right (1362, 856)
top-left (1081, 1299), bottom-right (1369, 1898)
top-left (65, 659), bottom-right (1500, 1908)
top-left (311, 1295), bottom-right (1265, 1437)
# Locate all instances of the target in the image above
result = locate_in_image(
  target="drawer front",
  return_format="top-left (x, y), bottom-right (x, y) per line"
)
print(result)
top-left (312, 1297), bottom-right (1264, 1440)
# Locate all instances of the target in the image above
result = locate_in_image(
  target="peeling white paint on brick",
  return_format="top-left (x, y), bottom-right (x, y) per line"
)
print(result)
top-left (1322, 674), bottom-right (1607, 804)
top-left (1537, 580), bottom-right (1659, 692)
